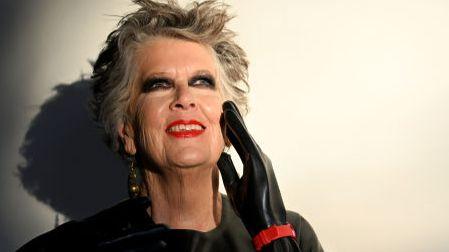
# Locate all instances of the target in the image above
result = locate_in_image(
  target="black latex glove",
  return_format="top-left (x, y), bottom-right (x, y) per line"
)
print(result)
top-left (217, 101), bottom-right (300, 252)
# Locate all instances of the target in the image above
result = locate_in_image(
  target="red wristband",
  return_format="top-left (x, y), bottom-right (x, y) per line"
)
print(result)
top-left (252, 223), bottom-right (296, 251)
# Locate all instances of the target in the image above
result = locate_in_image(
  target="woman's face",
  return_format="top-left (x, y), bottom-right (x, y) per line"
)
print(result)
top-left (129, 37), bottom-right (225, 171)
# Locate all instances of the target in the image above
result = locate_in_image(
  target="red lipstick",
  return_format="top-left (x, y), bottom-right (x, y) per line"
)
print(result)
top-left (166, 120), bottom-right (205, 138)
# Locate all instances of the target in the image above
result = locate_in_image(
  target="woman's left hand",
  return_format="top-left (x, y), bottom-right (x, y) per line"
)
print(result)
top-left (217, 101), bottom-right (300, 251)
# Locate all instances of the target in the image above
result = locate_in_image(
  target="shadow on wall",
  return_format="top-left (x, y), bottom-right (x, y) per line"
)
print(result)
top-left (17, 78), bottom-right (128, 220)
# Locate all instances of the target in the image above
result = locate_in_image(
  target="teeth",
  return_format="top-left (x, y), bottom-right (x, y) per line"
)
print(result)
top-left (168, 124), bottom-right (203, 132)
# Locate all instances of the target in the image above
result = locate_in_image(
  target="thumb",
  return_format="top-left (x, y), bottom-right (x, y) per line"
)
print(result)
top-left (217, 152), bottom-right (239, 191)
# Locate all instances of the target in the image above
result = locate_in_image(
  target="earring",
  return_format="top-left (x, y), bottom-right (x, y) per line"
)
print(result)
top-left (128, 156), bottom-right (141, 198)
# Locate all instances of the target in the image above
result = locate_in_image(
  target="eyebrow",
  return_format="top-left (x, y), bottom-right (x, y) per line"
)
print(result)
top-left (191, 70), bottom-right (214, 77)
top-left (144, 69), bottom-right (216, 79)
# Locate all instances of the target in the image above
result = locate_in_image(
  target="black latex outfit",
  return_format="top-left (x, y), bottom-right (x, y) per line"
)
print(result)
top-left (18, 195), bottom-right (323, 252)
top-left (20, 102), bottom-right (324, 252)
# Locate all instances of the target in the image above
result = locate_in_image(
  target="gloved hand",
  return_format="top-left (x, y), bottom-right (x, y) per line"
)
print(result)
top-left (217, 101), bottom-right (300, 251)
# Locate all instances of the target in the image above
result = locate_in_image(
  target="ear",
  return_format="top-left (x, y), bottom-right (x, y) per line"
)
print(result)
top-left (118, 121), bottom-right (137, 155)
top-left (220, 111), bottom-right (231, 147)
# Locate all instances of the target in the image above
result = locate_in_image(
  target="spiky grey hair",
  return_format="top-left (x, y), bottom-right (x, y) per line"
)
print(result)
top-left (90, 0), bottom-right (249, 156)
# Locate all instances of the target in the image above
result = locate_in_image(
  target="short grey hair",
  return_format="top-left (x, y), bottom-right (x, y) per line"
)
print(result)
top-left (90, 0), bottom-right (249, 155)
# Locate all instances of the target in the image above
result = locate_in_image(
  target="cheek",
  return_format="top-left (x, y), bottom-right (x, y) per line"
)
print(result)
top-left (202, 95), bottom-right (225, 152)
top-left (135, 96), bottom-right (166, 153)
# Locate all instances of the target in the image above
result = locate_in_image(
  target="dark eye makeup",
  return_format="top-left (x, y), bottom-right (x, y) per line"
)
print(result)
top-left (142, 77), bottom-right (173, 92)
top-left (189, 74), bottom-right (216, 89)
top-left (142, 73), bottom-right (216, 93)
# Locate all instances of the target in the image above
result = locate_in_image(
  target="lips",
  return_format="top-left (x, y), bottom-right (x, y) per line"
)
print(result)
top-left (166, 119), bottom-right (206, 138)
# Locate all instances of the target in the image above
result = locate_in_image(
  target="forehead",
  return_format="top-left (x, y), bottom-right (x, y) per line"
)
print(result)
top-left (134, 37), bottom-right (217, 78)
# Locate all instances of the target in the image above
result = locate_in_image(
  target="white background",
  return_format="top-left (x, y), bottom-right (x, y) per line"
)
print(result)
top-left (1, 0), bottom-right (448, 251)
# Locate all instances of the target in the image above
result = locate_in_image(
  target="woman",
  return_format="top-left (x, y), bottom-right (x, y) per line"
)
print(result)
top-left (19, 1), bottom-right (323, 251)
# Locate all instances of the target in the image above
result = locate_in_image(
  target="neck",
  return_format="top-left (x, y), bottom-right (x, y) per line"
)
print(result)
top-left (142, 165), bottom-right (222, 232)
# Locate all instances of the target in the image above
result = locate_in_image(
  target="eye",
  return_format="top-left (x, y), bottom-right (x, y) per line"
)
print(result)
top-left (189, 74), bottom-right (216, 89)
top-left (142, 77), bottom-right (173, 92)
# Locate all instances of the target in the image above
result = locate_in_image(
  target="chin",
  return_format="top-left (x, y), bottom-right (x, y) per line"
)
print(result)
top-left (168, 148), bottom-right (213, 169)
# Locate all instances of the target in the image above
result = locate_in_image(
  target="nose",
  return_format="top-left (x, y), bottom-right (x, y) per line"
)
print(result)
top-left (169, 84), bottom-right (196, 111)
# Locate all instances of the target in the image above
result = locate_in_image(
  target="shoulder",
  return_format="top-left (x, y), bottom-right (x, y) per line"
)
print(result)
top-left (286, 210), bottom-right (324, 252)
top-left (18, 197), bottom-right (155, 251)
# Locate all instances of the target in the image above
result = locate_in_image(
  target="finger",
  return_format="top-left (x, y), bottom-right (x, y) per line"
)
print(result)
top-left (222, 100), bottom-right (244, 124)
top-left (222, 101), bottom-right (259, 159)
top-left (224, 118), bottom-right (247, 165)
top-left (217, 152), bottom-right (239, 189)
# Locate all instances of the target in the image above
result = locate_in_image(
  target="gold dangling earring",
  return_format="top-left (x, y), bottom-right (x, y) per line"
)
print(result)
top-left (128, 156), bottom-right (141, 198)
